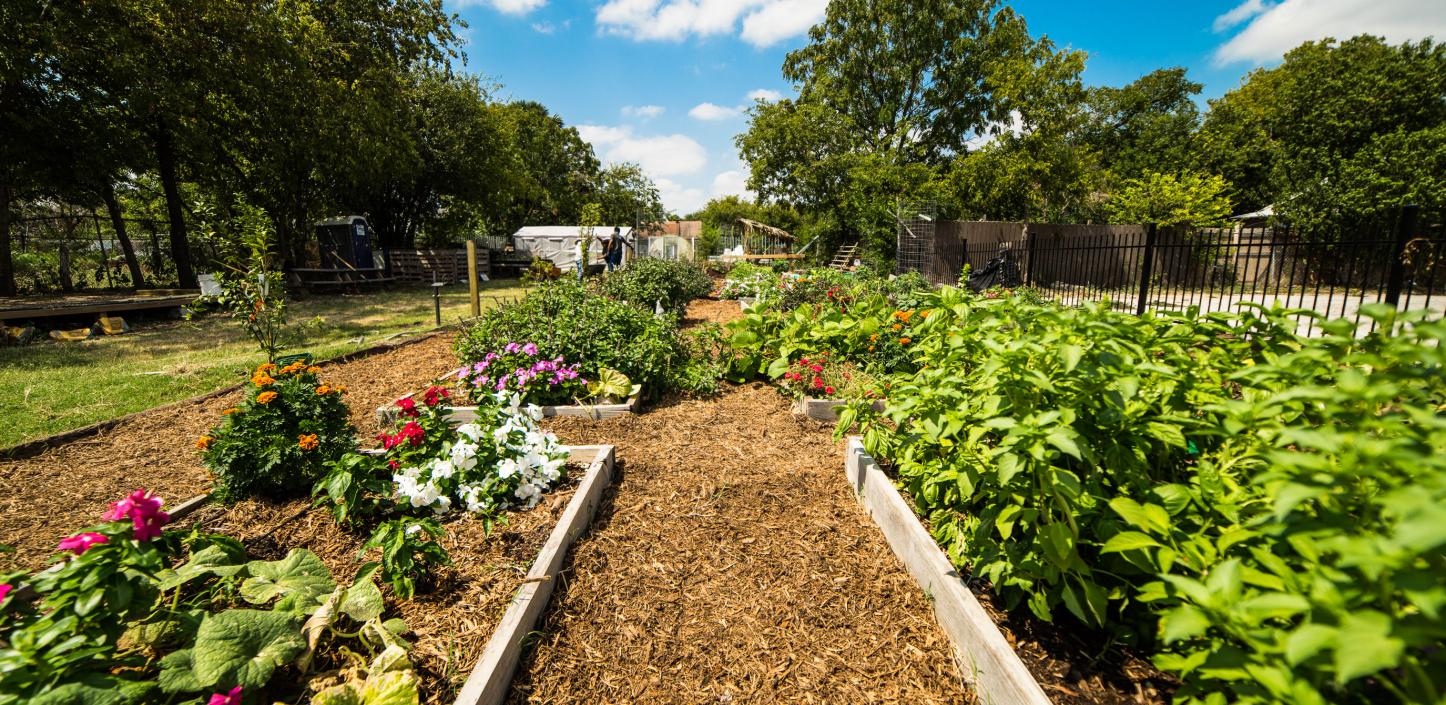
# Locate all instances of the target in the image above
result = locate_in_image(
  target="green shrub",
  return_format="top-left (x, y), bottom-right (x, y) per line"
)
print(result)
top-left (847, 290), bottom-right (1446, 705)
top-left (455, 280), bottom-right (687, 398)
top-left (597, 258), bottom-right (713, 315)
top-left (200, 361), bottom-right (356, 502)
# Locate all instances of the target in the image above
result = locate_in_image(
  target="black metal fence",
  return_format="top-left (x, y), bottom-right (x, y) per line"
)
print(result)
top-left (937, 207), bottom-right (1443, 336)
top-left (9, 213), bottom-right (179, 294)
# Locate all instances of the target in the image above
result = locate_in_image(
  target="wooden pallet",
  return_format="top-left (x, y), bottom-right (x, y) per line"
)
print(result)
top-left (390, 249), bottom-right (489, 283)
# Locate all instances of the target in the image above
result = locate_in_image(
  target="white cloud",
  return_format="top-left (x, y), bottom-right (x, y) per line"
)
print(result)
top-left (688, 102), bottom-right (743, 120)
top-left (710, 169), bottom-right (754, 198)
top-left (964, 111), bottom-right (1024, 150)
top-left (1213, 0), bottom-right (1270, 32)
top-left (739, 0), bottom-right (827, 47)
top-left (595, 0), bottom-right (825, 47)
top-left (577, 124), bottom-right (708, 177)
top-left (1212, 0), bottom-right (1446, 65)
top-left (531, 21), bottom-right (557, 33)
top-left (747, 88), bottom-right (783, 102)
top-left (454, 0), bottom-right (547, 16)
top-left (622, 104), bottom-right (666, 119)
top-left (657, 177), bottom-right (708, 214)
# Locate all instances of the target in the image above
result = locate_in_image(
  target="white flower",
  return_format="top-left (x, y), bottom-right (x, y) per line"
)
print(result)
top-left (457, 423), bottom-right (483, 441)
top-left (429, 457), bottom-right (455, 480)
top-left (405, 523), bottom-right (422, 536)
top-left (524, 403), bottom-right (543, 421)
top-left (433, 495), bottom-right (452, 515)
top-left (497, 457), bottom-right (521, 479)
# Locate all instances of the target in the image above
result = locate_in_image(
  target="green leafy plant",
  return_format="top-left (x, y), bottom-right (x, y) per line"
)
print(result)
top-left (586, 368), bottom-right (638, 403)
top-left (597, 257), bottom-right (713, 316)
top-left (200, 361), bottom-right (357, 502)
top-left (362, 519), bottom-right (451, 601)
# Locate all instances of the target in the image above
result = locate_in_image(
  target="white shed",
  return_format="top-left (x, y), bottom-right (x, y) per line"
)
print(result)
top-left (510, 226), bottom-right (634, 269)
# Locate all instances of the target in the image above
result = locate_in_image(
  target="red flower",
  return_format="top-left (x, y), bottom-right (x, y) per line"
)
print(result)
top-left (396, 397), bottom-right (419, 417)
top-left (812, 376), bottom-right (823, 389)
top-left (422, 386), bottom-right (449, 406)
top-left (824, 386), bottom-right (835, 395)
top-left (810, 364), bottom-right (822, 373)
top-left (399, 421), bottom-right (424, 446)
top-left (388, 460), bottom-right (399, 470)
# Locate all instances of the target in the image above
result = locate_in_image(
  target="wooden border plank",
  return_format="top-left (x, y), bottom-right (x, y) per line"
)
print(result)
top-left (844, 438), bottom-right (1052, 705)
top-left (791, 398), bottom-right (885, 422)
top-left (452, 444), bottom-right (616, 705)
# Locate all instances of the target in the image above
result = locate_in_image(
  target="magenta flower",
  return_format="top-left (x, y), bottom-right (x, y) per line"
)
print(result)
top-left (522, 342), bottom-right (538, 355)
top-left (207, 686), bottom-right (243, 705)
top-left (504, 342), bottom-right (520, 353)
top-left (58, 532), bottom-right (109, 555)
top-left (105, 489), bottom-right (170, 542)
top-left (0, 584), bottom-right (12, 603)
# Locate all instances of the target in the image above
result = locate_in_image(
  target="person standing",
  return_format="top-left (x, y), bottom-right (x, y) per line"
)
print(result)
top-left (604, 226), bottom-right (629, 272)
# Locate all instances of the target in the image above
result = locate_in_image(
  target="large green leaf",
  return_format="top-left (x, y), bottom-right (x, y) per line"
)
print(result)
top-left (1332, 611), bottom-right (1405, 682)
top-left (312, 671), bottom-right (419, 705)
top-left (30, 676), bottom-right (155, 705)
top-left (159, 544), bottom-right (248, 591)
top-left (189, 609), bottom-right (306, 690)
top-left (241, 549), bottom-right (336, 612)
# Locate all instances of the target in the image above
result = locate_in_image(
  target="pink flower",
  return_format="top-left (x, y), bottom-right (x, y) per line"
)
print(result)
top-left (422, 386), bottom-right (449, 407)
top-left (522, 342), bottom-right (539, 355)
top-left (207, 686), bottom-right (243, 705)
top-left (58, 532), bottom-right (109, 555)
top-left (105, 489), bottom-right (170, 542)
top-left (399, 421), bottom-right (424, 446)
top-left (810, 364), bottom-right (822, 373)
top-left (0, 584), bottom-right (11, 603)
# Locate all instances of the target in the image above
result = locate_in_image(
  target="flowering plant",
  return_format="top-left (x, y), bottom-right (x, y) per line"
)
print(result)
top-left (379, 387), bottom-right (568, 517)
top-left (777, 352), bottom-right (878, 400)
top-left (859, 308), bottom-right (925, 374)
top-left (456, 342), bottom-right (587, 406)
top-left (201, 361), bottom-right (357, 502)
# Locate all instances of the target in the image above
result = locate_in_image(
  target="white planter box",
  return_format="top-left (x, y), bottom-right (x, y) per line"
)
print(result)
top-left (377, 368), bottom-right (640, 426)
top-left (791, 397), bottom-right (885, 422)
top-left (844, 438), bottom-right (1052, 705)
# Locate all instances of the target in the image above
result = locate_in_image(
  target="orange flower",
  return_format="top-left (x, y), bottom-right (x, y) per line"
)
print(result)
top-left (334, 385), bottom-right (348, 394)
top-left (315, 385), bottom-right (331, 395)
top-left (868, 345), bottom-right (876, 351)
top-left (899, 337), bottom-right (911, 345)
top-left (196, 435), bottom-right (213, 450)
top-left (306, 366), bottom-right (322, 374)
top-left (869, 333), bottom-right (879, 342)
top-left (891, 323), bottom-right (903, 331)
top-left (221, 407), bottom-right (240, 416)
top-left (257, 391), bottom-right (278, 404)
top-left (280, 362), bottom-right (305, 375)
top-left (920, 309), bottom-right (931, 318)
top-left (297, 434), bottom-right (319, 451)
top-left (252, 374), bottom-right (276, 387)
top-left (256, 363), bottom-right (277, 375)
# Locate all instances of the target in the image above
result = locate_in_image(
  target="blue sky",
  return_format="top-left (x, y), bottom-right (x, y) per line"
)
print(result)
top-left (445, 0), bottom-right (1444, 215)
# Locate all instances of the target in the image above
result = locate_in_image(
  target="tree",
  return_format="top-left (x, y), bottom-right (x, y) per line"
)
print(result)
top-left (593, 164), bottom-right (664, 229)
top-left (1198, 36), bottom-right (1446, 222)
top-left (1104, 171), bottom-right (1233, 227)
top-left (495, 101), bottom-right (600, 233)
top-left (1080, 68), bottom-right (1202, 184)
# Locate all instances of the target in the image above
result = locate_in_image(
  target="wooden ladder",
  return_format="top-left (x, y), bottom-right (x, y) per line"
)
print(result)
top-left (829, 243), bottom-right (858, 271)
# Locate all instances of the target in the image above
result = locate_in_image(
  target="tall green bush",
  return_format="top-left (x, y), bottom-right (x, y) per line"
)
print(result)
top-left (598, 258), bottom-right (712, 315)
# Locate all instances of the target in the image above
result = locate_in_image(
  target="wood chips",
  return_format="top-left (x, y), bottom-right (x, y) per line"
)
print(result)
top-left (518, 383), bottom-right (972, 704)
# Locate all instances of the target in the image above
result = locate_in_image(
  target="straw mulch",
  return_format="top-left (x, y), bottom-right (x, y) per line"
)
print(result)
top-left (0, 332), bottom-right (459, 573)
top-left (680, 297), bottom-right (745, 327)
top-left (518, 382), bottom-right (972, 704)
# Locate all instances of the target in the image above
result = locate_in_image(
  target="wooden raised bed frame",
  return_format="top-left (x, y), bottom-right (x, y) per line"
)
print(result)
top-left (10, 445), bottom-right (619, 705)
top-left (376, 368), bottom-right (640, 425)
top-left (791, 397), bottom-right (885, 422)
top-left (844, 438), bottom-right (1052, 705)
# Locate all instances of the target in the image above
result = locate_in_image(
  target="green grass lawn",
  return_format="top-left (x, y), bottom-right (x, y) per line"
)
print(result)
top-left (0, 281), bottom-right (525, 448)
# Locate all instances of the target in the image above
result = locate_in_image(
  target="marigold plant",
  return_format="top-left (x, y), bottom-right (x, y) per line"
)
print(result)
top-left (201, 362), bottom-right (356, 502)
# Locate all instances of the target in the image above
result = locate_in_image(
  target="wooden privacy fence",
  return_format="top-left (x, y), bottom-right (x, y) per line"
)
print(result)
top-left (389, 248), bottom-right (489, 283)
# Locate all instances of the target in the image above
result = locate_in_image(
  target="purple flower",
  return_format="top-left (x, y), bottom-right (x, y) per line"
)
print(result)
top-left (504, 342), bottom-right (520, 353)
top-left (522, 342), bottom-right (538, 355)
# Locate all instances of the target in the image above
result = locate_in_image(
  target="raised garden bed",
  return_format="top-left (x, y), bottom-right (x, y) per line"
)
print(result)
top-left (376, 368), bottom-right (640, 425)
top-left (12, 445), bottom-right (616, 705)
top-left (844, 438), bottom-right (1051, 705)
top-left (791, 397), bottom-right (885, 422)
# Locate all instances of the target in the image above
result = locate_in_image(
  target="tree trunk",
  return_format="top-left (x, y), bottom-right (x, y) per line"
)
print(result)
top-left (59, 241), bottom-right (73, 292)
top-left (154, 123), bottom-right (197, 288)
top-left (0, 180), bottom-right (14, 296)
top-left (101, 184), bottom-right (146, 289)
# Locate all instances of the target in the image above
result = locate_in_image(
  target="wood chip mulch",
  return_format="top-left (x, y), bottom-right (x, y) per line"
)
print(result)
top-left (0, 333), bottom-right (461, 573)
top-left (680, 297), bottom-right (744, 327)
top-left (517, 382), bottom-right (972, 704)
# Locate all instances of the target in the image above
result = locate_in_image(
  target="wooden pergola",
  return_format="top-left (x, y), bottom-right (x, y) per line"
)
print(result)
top-left (721, 218), bottom-right (803, 261)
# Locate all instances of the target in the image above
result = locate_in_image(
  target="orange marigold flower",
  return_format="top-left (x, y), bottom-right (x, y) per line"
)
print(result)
top-left (280, 362), bottom-right (305, 375)
top-left (920, 309), bottom-right (931, 318)
top-left (297, 434), bottom-right (319, 451)
top-left (257, 391), bottom-right (278, 404)
top-left (306, 366), bottom-right (322, 374)
top-left (869, 333), bottom-right (879, 342)
top-left (891, 323), bottom-right (903, 331)
top-left (256, 363), bottom-right (277, 375)
top-left (253, 375), bottom-right (276, 387)
top-left (868, 345), bottom-right (876, 351)
top-left (196, 435), bottom-right (213, 450)
top-left (315, 385), bottom-right (331, 395)
top-left (334, 385), bottom-right (348, 394)
top-left (222, 407), bottom-right (240, 415)
top-left (899, 337), bottom-right (911, 345)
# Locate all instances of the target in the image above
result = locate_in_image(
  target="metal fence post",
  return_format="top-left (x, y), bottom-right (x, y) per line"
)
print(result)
top-left (1384, 204), bottom-right (1420, 307)
top-left (1023, 229), bottom-right (1037, 287)
top-left (1135, 223), bottom-right (1159, 316)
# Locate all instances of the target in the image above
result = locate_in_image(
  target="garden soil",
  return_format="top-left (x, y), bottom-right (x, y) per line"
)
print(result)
top-left (522, 382), bottom-right (972, 704)
top-left (0, 332), bottom-right (461, 573)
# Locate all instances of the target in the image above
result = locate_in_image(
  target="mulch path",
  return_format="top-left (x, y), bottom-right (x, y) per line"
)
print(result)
top-left (680, 297), bottom-right (744, 327)
top-left (0, 333), bottom-right (461, 573)
top-left (518, 382), bottom-right (971, 704)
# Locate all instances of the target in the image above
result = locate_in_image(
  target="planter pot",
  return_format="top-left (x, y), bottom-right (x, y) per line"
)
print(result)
top-left (377, 368), bottom-right (641, 426)
top-left (844, 438), bottom-right (1052, 705)
top-left (791, 397), bottom-right (885, 422)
